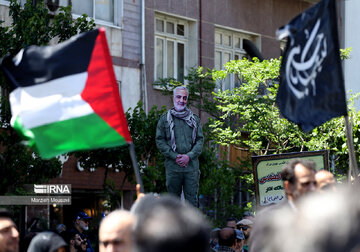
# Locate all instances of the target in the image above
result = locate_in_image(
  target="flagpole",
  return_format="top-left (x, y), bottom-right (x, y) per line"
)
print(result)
top-left (129, 143), bottom-right (144, 193)
top-left (344, 115), bottom-right (359, 183)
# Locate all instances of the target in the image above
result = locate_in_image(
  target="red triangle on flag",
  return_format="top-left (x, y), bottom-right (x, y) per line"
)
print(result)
top-left (81, 28), bottom-right (132, 143)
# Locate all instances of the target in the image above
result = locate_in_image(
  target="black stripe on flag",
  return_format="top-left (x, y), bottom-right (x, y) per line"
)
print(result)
top-left (1, 29), bottom-right (99, 88)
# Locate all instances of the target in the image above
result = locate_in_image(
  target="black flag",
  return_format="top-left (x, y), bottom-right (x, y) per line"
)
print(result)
top-left (276, 0), bottom-right (347, 132)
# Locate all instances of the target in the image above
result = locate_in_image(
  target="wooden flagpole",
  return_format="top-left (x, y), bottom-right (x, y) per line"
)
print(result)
top-left (344, 115), bottom-right (359, 183)
top-left (129, 143), bottom-right (144, 193)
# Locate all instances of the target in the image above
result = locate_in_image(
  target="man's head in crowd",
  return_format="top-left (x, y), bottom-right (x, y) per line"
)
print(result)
top-left (74, 212), bottom-right (91, 233)
top-left (252, 186), bottom-right (360, 252)
top-left (65, 232), bottom-right (86, 252)
top-left (0, 208), bottom-right (19, 252)
top-left (218, 227), bottom-right (236, 248)
top-left (80, 239), bottom-right (87, 252)
top-left (133, 195), bottom-right (210, 252)
top-left (242, 211), bottom-right (255, 221)
top-left (236, 219), bottom-right (253, 240)
top-left (210, 228), bottom-right (220, 248)
top-left (281, 159), bottom-right (317, 204)
top-left (315, 169), bottom-right (336, 192)
top-left (99, 210), bottom-right (134, 252)
top-left (234, 229), bottom-right (245, 252)
top-left (27, 231), bottom-right (67, 252)
top-left (226, 218), bottom-right (237, 229)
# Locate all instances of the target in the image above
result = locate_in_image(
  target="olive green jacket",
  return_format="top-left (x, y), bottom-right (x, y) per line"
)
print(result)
top-left (156, 111), bottom-right (203, 172)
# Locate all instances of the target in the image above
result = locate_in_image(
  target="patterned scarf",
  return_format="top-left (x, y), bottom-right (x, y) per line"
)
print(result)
top-left (167, 107), bottom-right (197, 152)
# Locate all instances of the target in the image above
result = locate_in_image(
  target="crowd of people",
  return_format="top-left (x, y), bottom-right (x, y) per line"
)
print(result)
top-left (209, 215), bottom-right (253, 252)
top-left (208, 159), bottom-right (348, 252)
top-left (0, 193), bottom-right (211, 252)
top-left (2, 158), bottom-right (360, 252)
top-left (1, 85), bottom-right (360, 251)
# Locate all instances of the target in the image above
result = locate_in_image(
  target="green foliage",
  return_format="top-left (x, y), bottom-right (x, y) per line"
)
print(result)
top-left (0, 130), bottom-right (61, 194)
top-left (0, 0), bottom-right (95, 194)
top-left (210, 57), bottom-right (307, 155)
top-left (102, 180), bottom-right (123, 209)
top-left (51, 5), bottom-right (95, 43)
top-left (305, 92), bottom-right (360, 175)
top-left (184, 67), bottom-right (218, 117)
top-left (198, 145), bottom-right (254, 226)
top-left (210, 53), bottom-right (358, 178)
top-left (127, 103), bottom-right (167, 193)
top-left (152, 48), bottom-right (355, 223)
top-left (1, 1), bottom-right (95, 57)
top-left (340, 47), bottom-right (352, 60)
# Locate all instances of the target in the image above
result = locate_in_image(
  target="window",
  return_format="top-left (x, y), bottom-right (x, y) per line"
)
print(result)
top-left (1, 0), bottom-right (121, 25)
top-left (214, 28), bottom-right (260, 91)
top-left (71, 0), bottom-right (122, 26)
top-left (155, 15), bottom-right (190, 83)
top-left (0, 0), bottom-right (25, 5)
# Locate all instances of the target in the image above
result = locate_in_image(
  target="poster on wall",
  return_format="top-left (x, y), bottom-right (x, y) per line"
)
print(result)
top-left (252, 150), bottom-right (329, 208)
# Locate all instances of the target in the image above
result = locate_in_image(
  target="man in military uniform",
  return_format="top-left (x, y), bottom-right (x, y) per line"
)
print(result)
top-left (156, 86), bottom-right (203, 207)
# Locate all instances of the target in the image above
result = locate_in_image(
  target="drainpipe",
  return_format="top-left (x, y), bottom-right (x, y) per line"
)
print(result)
top-left (199, 0), bottom-right (202, 67)
top-left (198, 0), bottom-right (203, 119)
top-left (140, 0), bottom-right (148, 114)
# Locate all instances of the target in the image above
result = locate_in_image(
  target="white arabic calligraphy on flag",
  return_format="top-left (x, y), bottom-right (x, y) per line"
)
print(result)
top-left (286, 19), bottom-right (327, 99)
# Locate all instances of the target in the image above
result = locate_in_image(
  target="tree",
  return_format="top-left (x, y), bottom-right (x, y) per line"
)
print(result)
top-left (210, 57), bottom-right (308, 155)
top-left (210, 51), bottom-right (359, 178)
top-left (0, 0), bottom-right (95, 194)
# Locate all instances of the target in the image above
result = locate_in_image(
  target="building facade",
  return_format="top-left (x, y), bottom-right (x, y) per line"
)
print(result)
top-left (0, 0), bottom-right (328, 233)
top-left (145, 0), bottom-right (315, 111)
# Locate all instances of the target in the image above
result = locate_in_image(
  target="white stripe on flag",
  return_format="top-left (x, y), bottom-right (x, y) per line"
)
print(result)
top-left (10, 72), bottom-right (93, 129)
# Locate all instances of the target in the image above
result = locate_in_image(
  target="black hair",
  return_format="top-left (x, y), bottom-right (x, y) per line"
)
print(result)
top-left (226, 217), bottom-right (238, 224)
top-left (219, 228), bottom-right (236, 247)
top-left (281, 159), bottom-right (316, 184)
top-left (133, 195), bottom-right (210, 252)
top-left (0, 208), bottom-right (12, 219)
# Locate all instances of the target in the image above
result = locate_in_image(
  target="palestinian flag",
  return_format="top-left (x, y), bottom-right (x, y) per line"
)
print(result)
top-left (0, 28), bottom-right (132, 159)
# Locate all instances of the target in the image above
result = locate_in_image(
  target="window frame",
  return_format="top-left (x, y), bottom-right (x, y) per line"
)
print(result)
top-left (154, 14), bottom-right (188, 83)
top-left (0, 0), bottom-right (122, 27)
top-left (214, 27), bottom-right (260, 91)
top-left (71, 0), bottom-right (122, 28)
top-left (0, 0), bottom-right (10, 6)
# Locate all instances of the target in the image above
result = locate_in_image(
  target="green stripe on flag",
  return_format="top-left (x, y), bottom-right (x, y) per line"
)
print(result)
top-left (14, 113), bottom-right (127, 159)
